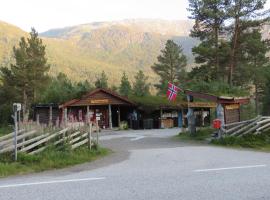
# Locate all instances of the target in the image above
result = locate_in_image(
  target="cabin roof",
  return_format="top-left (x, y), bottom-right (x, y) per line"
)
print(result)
top-left (184, 90), bottom-right (250, 104)
top-left (59, 88), bottom-right (135, 108)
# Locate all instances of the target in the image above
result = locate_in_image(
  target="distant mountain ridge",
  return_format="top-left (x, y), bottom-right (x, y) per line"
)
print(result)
top-left (41, 19), bottom-right (194, 38)
top-left (0, 19), bottom-right (197, 84)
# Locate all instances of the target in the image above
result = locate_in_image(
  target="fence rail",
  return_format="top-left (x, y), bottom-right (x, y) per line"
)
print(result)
top-left (0, 122), bottom-right (100, 155)
top-left (222, 116), bottom-right (270, 137)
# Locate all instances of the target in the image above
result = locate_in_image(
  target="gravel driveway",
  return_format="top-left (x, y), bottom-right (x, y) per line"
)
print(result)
top-left (1, 128), bottom-right (270, 200)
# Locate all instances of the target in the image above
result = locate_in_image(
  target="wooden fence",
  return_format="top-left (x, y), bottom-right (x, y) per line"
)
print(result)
top-left (221, 116), bottom-right (270, 137)
top-left (0, 122), bottom-right (100, 155)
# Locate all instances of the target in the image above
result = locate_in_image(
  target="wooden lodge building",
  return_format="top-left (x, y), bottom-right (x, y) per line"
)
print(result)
top-left (33, 88), bottom-right (249, 129)
top-left (59, 89), bottom-right (136, 129)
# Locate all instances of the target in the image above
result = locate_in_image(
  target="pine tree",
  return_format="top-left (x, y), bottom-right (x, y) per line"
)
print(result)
top-left (133, 70), bottom-right (150, 97)
top-left (95, 71), bottom-right (108, 89)
top-left (238, 30), bottom-right (270, 114)
top-left (188, 0), bottom-right (230, 81)
top-left (0, 28), bottom-right (50, 121)
top-left (226, 0), bottom-right (268, 86)
top-left (151, 40), bottom-right (187, 93)
top-left (119, 72), bottom-right (131, 96)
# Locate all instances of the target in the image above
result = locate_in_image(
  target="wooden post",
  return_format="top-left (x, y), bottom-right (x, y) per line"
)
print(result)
top-left (49, 105), bottom-right (53, 126)
top-left (160, 107), bottom-right (163, 128)
top-left (201, 108), bottom-right (204, 126)
top-left (64, 108), bottom-right (68, 127)
top-left (96, 122), bottom-right (99, 147)
top-left (187, 95), bottom-right (196, 135)
top-left (108, 104), bottom-right (112, 129)
top-left (36, 114), bottom-right (40, 125)
top-left (117, 106), bottom-right (121, 127)
top-left (87, 105), bottom-right (90, 125)
top-left (88, 122), bottom-right (92, 150)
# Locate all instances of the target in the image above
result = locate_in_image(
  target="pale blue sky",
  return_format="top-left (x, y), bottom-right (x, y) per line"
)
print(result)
top-left (0, 0), bottom-right (269, 32)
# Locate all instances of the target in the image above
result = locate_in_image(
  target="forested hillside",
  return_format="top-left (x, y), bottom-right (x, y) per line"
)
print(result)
top-left (0, 19), bottom-right (198, 84)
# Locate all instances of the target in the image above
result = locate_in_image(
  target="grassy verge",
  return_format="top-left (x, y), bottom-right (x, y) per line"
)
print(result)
top-left (176, 127), bottom-right (270, 152)
top-left (176, 127), bottom-right (214, 141)
top-left (0, 125), bottom-right (12, 136)
top-left (0, 145), bottom-right (110, 178)
top-left (211, 132), bottom-right (270, 151)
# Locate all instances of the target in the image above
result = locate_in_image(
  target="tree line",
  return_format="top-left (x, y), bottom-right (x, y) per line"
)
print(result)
top-left (0, 29), bottom-right (150, 124)
top-left (1, 0), bottom-right (270, 125)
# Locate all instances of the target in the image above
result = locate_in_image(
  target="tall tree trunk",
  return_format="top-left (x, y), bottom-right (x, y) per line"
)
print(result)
top-left (214, 22), bottom-right (219, 80)
top-left (255, 84), bottom-right (259, 115)
top-left (228, 16), bottom-right (240, 86)
top-left (22, 88), bottom-right (29, 123)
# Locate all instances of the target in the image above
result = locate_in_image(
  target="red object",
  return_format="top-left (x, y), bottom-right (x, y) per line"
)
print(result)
top-left (166, 83), bottom-right (182, 101)
top-left (213, 119), bottom-right (221, 129)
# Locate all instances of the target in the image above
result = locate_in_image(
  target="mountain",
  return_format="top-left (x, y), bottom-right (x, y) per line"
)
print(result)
top-left (0, 19), bottom-right (197, 84)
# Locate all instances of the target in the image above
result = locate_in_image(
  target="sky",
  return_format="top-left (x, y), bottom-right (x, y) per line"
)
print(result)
top-left (0, 0), bottom-right (189, 32)
top-left (0, 0), bottom-right (270, 32)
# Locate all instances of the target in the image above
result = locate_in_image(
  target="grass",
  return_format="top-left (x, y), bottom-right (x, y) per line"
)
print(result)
top-left (177, 127), bottom-right (214, 141)
top-left (0, 125), bottom-right (12, 136)
top-left (0, 145), bottom-right (110, 178)
top-left (211, 131), bottom-right (270, 151)
top-left (176, 127), bottom-right (270, 152)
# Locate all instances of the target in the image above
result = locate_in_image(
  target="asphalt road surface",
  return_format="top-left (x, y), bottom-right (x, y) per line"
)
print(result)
top-left (0, 128), bottom-right (270, 200)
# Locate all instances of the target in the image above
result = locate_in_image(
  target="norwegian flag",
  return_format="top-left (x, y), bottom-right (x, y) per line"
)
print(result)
top-left (167, 82), bottom-right (181, 101)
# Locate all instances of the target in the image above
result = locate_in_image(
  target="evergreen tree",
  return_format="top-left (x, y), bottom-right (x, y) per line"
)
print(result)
top-left (119, 72), bottom-right (131, 96)
top-left (0, 28), bottom-right (50, 121)
top-left (238, 30), bottom-right (270, 114)
top-left (226, 0), bottom-right (268, 86)
top-left (74, 80), bottom-right (93, 98)
top-left (110, 85), bottom-right (118, 92)
top-left (188, 0), bottom-right (269, 86)
top-left (151, 40), bottom-right (187, 93)
top-left (41, 73), bottom-right (74, 103)
top-left (41, 73), bottom-right (94, 103)
top-left (188, 0), bottom-right (229, 81)
top-left (262, 70), bottom-right (270, 115)
top-left (133, 70), bottom-right (150, 97)
top-left (95, 71), bottom-right (108, 89)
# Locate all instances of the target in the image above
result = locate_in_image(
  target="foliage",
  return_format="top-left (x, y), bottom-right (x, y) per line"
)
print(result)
top-left (188, 0), bottom-right (270, 87)
top-left (119, 72), bottom-right (131, 96)
top-left (133, 70), bottom-right (150, 97)
top-left (152, 40), bottom-right (187, 93)
top-left (0, 28), bottom-right (50, 121)
top-left (188, 0), bottom-right (229, 81)
top-left (262, 69), bottom-right (270, 115)
top-left (185, 80), bottom-right (248, 97)
top-left (119, 121), bottom-right (129, 130)
top-left (41, 73), bottom-right (94, 104)
top-left (0, 125), bottom-right (13, 136)
top-left (0, 145), bottom-right (109, 178)
top-left (95, 71), bottom-right (108, 89)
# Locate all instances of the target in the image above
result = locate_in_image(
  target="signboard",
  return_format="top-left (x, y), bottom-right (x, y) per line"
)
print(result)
top-left (224, 104), bottom-right (240, 124)
top-left (188, 102), bottom-right (217, 108)
top-left (90, 99), bottom-right (109, 104)
top-left (225, 104), bottom-right (240, 110)
top-left (13, 103), bottom-right (21, 112)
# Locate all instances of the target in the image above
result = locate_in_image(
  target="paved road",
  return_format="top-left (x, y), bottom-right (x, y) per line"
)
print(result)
top-left (1, 128), bottom-right (270, 200)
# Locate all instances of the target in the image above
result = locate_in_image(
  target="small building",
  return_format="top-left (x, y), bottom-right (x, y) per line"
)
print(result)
top-left (59, 88), bottom-right (136, 129)
top-left (33, 104), bottom-right (60, 125)
top-left (185, 90), bottom-right (250, 125)
top-left (33, 89), bottom-right (227, 129)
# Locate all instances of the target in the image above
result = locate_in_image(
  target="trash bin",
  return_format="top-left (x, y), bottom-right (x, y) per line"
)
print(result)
top-left (143, 119), bottom-right (153, 129)
top-left (132, 120), bottom-right (140, 130)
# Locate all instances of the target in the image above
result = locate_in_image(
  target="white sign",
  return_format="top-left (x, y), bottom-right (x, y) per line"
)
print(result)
top-left (13, 103), bottom-right (21, 112)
